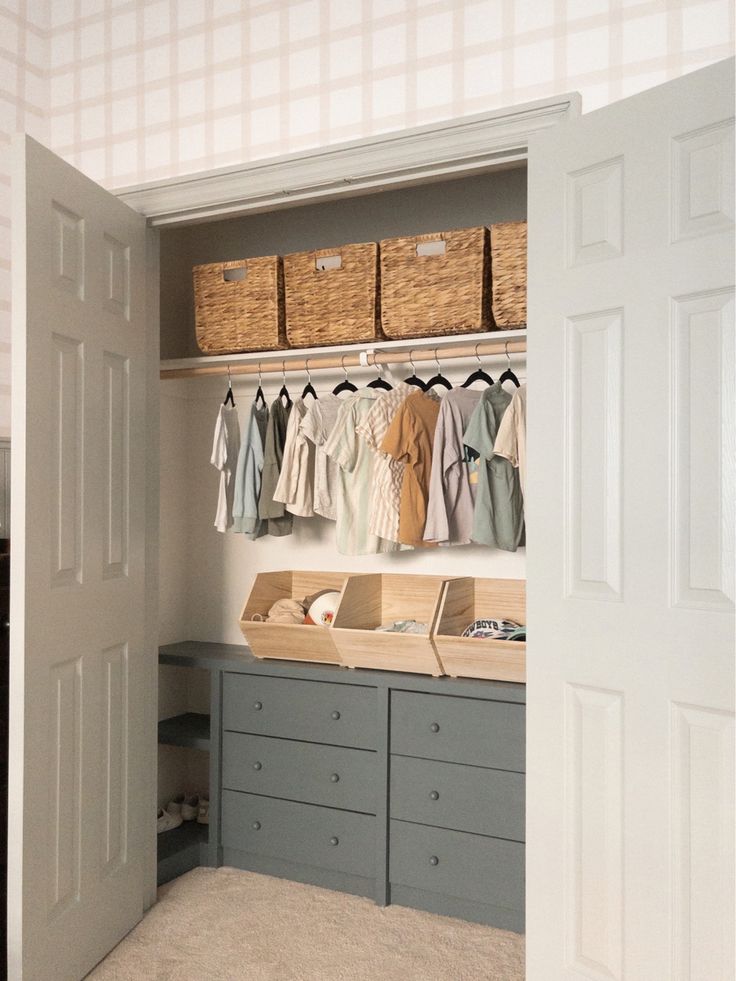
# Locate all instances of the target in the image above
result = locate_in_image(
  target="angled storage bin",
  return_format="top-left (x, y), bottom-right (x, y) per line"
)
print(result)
top-left (379, 227), bottom-right (491, 338)
top-left (331, 574), bottom-right (447, 676)
top-left (433, 577), bottom-right (526, 683)
top-left (239, 570), bottom-right (348, 665)
top-left (284, 242), bottom-right (382, 347)
top-left (193, 256), bottom-right (286, 354)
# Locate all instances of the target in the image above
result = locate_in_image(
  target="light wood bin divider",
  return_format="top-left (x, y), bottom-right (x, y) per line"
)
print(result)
top-left (239, 571), bottom-right (348, 665)
top-left (433, 577), bottom-right (526, 683)
top-left (330, 573), bottom-right (447, 676)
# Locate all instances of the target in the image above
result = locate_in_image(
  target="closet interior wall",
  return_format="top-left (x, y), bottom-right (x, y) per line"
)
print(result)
top-left (157, 167), bottom-right (528, 802)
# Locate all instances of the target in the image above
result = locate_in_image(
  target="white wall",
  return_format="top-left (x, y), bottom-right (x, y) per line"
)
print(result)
top-left (160, 359), bottom-right (527, 648)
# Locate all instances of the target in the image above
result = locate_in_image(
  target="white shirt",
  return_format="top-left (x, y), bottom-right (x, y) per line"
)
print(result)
top-left (211, 404), bottom-right (240, 532)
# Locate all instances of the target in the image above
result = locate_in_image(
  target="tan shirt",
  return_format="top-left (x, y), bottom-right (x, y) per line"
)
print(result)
top-left (494, 383), bottom-right (527, 498)
top-left (381, 390), bottom-right (441, 547)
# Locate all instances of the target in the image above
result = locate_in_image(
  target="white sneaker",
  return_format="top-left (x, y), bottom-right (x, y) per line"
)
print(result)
top-left (157, 807), bottom-right (183, 834)
top-left (181, 794), bottom-right (199, 821)
top-left (167, 793), bottom-right (184, 817)
top-left (196, 798), bottom-right (210, 825)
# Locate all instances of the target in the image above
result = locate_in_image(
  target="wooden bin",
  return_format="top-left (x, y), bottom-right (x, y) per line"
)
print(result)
top-left (490, 221), bottom-right (527, 329)
top-left (379, 227), bottom-right (491, 338)
top-left (193, 256), bottom-right (286, 354)
top-left (284, 242), bottom-right (382, 347)
top-left (239, 571), bottom-right (348, 665)
top-left (433, 577), bottom-right (526, 683)
top-left (331, 574), bottom-right (447, 676)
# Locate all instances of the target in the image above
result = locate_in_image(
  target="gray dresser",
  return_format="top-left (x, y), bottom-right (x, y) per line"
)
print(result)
top-left (159, 642), bottom-right (526, 933)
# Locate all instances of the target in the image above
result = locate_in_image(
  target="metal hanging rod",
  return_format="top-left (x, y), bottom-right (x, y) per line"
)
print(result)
top-left (160, 336), bottom-right (526, 380)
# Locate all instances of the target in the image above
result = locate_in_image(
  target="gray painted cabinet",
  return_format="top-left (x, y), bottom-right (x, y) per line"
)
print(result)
top-left (159, 642), bottom-right (526, 932)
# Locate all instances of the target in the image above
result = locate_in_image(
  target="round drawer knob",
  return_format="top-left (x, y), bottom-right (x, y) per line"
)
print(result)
top-left (330, 836), bottom-right (339, 846)
top-left (253, 701), bottom-right (263, 711)
top-left (430, 722), bottom-right (440, 733)
top-left (331, 710), bottom-right (341, 721)
top-left (429, 855), bottom-right (439, 867)
top-left (253, 761), bottom-right (263, 771)
top-left (330, 773), bottom-right (340, 783)
top-left (252, 821), bottom-right (261, 831)
top-left (429, 790), bottom-right (439, 801)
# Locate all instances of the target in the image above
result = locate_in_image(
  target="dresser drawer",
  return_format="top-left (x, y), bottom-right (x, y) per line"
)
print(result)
top-left (390, 820), bottom-right (524, 911)
top-left (390, 691), bottom-right (524, 771)
top-left (223, 732), bottom-right (377, 814)
top-left (390, 756), bottom-right (524, 841)
top-left (223, 673), bottom-right (378, 749)
top-left (222, 790), bottom-right (375, 878)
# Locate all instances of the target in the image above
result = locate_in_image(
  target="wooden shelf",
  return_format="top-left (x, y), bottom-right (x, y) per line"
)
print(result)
top-left (158, 712), bottom-right (210, 751)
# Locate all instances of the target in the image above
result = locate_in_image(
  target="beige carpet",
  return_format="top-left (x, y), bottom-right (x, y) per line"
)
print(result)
top-left (87, 867), bottom-right (524, 981)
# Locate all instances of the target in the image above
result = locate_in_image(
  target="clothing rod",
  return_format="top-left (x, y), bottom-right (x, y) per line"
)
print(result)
top-left (160, 338), bottom-right (527, 380)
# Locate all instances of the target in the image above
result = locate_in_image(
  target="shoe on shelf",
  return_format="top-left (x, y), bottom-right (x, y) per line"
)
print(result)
top-left (197, 798), bottom-right (210, 825)
top-left (157, 807), bottom-right (183, 834)
top-left (181, 794), bottom-right (199, 821)
top-left (167, 793), bottom-right (184, 817)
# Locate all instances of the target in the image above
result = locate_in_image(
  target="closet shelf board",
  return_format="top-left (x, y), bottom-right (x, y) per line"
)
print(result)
top-left (158, 712), bottom-right (211, 751)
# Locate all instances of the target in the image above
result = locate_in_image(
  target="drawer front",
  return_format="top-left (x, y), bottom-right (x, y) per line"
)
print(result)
top-left (390, 820), bottom-right (524, 911)
top-left (390, 691), bottom-right (525, 771)
top-left (223, 673), bottom-right (378, 749)
top-left (390, 756), bottom-right (524, 841)
top-left (222, 790), bottom-right (375, 878)
top-left (223, 732), bottom-right (377, 814)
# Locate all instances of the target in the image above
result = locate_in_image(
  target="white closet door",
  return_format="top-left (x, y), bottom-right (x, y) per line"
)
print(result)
top-left (9, 136), bottom-right (156, 981)
top-left (526, 59), bottom-right (735, 981)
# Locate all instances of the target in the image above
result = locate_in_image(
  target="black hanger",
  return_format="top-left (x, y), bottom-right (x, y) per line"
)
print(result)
top-left (499, 341), bottom-right (521, 388)
top-left (367, 355), bottom-right (392, 391)
top-left (424, 349), bottom-right (452, 392)
top-left (278, 360), bottom-right (292, 408)
top-left (223, 366), bottom-right (236, 406)
top-left (404, 349), bottom-right (427, 391)
top-left (461, 344), bottom-right (494, 388)
top-left (254, 363), bottom-right (267, 408)
top-left (332, 356), bottom-right (357, 396)
top-left (301, 358), bottom-right (318, 401)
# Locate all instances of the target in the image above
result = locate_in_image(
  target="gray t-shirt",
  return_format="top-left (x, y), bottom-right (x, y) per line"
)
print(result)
top-left (258, 397), bottom-right (293, 537)
top-left (423, 387), bottom-right (482, 545)
top-left (463, 383), bottom-right (524, 551)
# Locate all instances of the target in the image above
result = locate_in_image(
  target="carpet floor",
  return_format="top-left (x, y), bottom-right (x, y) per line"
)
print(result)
top-left (86, 867), bottom-right (525, 981)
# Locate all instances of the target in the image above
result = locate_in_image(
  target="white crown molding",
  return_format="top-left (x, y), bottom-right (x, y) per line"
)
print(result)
top-left (116, 92), bottom-right (580, 226)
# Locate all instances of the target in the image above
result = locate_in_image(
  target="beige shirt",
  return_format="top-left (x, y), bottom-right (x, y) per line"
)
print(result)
top-left (494, 383), bottom-right (527, 498)
top-left (355, 381), bottom-right (414, 543)
top-left (272, 397), bottom-right (316, 518)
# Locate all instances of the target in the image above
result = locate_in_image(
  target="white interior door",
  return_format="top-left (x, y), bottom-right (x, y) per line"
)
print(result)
top-left (8, 136), bottom-right (157, 981)
top-left (527, 59), bottom-right (734, 980)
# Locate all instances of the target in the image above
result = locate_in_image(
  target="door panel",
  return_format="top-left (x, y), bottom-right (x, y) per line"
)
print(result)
top-left (9, 136), bottom-right (155, 981)
top-left (527, 59), bottom-right (735, 981)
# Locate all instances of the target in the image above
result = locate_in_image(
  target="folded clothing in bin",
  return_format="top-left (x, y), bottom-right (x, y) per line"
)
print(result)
top-left (462, 618), bottom-right (521, 640)
top-left (375, 620), bottom-right (430, 634)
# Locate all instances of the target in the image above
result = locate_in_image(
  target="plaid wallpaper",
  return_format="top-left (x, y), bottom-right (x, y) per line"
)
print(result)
top-left (0, 0), bottom-right (733, 434)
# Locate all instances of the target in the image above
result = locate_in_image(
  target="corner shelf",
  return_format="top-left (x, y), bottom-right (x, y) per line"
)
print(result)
top-left (158, 712), bottom-right (210, 751)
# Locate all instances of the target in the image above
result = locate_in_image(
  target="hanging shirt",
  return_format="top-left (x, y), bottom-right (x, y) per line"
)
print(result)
top-left (463, 383), bottom-right (524, 551)
top-left (273, 397), bottom-right (316, 518)
top-left (423, 387), bottom-right (482, 545)
top-left (258, 397), bottom-right (293, 537)
top-left (211, 403), bottom-right (240, 533)
top-left (494, 383), bottom-right (527, 499)
top-left (355, 381), bottom-right (413, 543)
top-left (380, 389), bottom-right (441, 548)
top-left (324, 388), bottom-right (400, 555)
top-left (300, 393), bottom-right (342, 521)
top-left (232, 401), bottom-right (268, 538)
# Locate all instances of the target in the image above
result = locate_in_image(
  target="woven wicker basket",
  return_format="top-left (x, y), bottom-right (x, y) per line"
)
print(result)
top-left (379, 227), bottom-right (491, 339)
top-left (193, 257), bottom-right (286, 354)
top-left (490, 221), bottom-right (527, 329)
top-left (284, 243), bottom-right (382, 347)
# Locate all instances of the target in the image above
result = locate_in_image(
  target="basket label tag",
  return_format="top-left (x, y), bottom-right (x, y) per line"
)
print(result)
top-left (416, 240), bottom-right (446, 256)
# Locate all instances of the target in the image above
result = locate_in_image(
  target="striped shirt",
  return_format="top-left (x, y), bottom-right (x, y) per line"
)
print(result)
top-left (324, 388), bottom-right (400, 556)
top-left (355, 381), bottom-right (414, 543)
